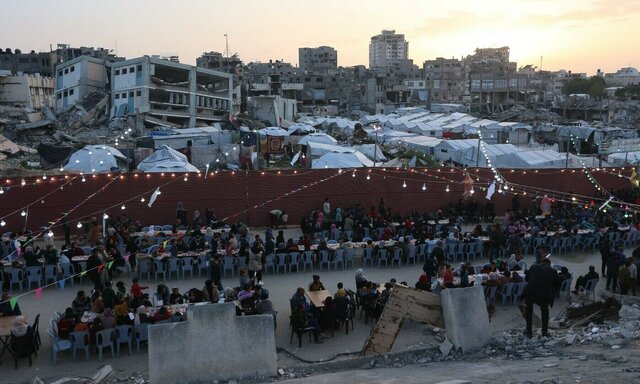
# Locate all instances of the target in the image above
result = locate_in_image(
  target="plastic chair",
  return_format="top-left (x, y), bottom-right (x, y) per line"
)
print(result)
top-left (301, 251), bottom-right (314, 272)
top-left (60, 263), bottom-right (75, 286)
top-left (81, 246), bottom-right (92, 255)
top-left (484, 285), bottom-right (497, 304)
top-left (138, 259), bottom-right (152, 280)
top-left (344, 248), bottom-right (355, 268)
top-left (167, 258), bottom-right (181, 280)
top-left (391, 248), bottom-right (403, 267)
top-left (43, 265), bottom-right (58, 285)
top-left (416, 244), bottom-right (427, 263)
top-left (405, 245), bottom-right (416, 265)
top-left (76, 261), bottom-right (87, 284)
top-left (362, 248), bottom-right (373, 267)
top-left (26, 266), bottom-right (43, 289)
top-left (12, 330), bottom-right (36, 369)
top-left (275, 253), bottom-right (288, 274)
top-left (497, 283), bottom-right (515, 305)
top-left (95, 328), bottom-right (116, 361)
top-left (377, 249), bottom-right (389, 268)
top-left (222, 256), bottom-right (235, 278)
top-left (559, 278), bottom-right (572, 301)
top-left (333, 249), bottom-right (345, 270)
top-left (264, 253), bottom-right (275, 274)
top-left (8, 268), bottom-right (24, 292)
top-left (32, 314), bottom-right (41, 351)
top-left (288, 252), bottom-right (300, 273)
top-left (196, 254), bottom-right (209, 277)
top-left (318, 250), bottom-right (330, 271)
top-left (135, 323), bottom-right (149, 354)
top-left (289, 316), bottom-right (314, 348)
top-left (581, 278), bottom-right (599, 301)
top-left (153, 260), bottom-right (167, 281)
top-left (70, 331), bottom-right (90, 362)
top-left (181, 257), bottom-right (195, 279)
top-left (48, 329), bottom-right (72, 364)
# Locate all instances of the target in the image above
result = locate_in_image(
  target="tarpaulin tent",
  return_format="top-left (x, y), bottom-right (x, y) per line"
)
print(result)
top-left (137, 145), bottom-right (198, 172)
top-left (296, 133), bottom-right (338, 146)
top-left (63, 145), bottom-right (130, 173)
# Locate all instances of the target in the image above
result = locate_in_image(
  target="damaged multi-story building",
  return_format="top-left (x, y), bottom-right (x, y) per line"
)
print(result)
top-left (197, 51), bottom-right (245, 113)
top-left (298, 46), bottom-right (337, 74)
top-left (54, 56), bottom-right (109, 112)
top-left (0, 70), bottom-right (55, 109)
top-left (424, 57), bottom-right (467, 104)
top-left (109, 56), bottom-right (233, 128)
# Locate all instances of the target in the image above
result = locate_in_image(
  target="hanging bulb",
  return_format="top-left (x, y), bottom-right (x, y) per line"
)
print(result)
top-left (21, 210), bottom-right (26, 217)
top-left (402, 180), bottom-right (407, 188)
top-left (21, 179), bottom-right (26, 186)
top-left (352, 172), bottom-right (356, 178)
top-left (157, 190), bottom-right (161, 195)
top-left (121, 204), bottom-right (126, 210)
top-left (77, 222), bottom-right (82, 228)
top-left (42, 174), bottom-right (47, 180)
top-left (140, 197), bottom-right (146, 203)
top-left (47, 230), bottom-right (54, 237)
top-left (0, 220), bottom-right (5, 227)
top-left (470, 186), bottom-right (475, 194)
top-left (366, 174), bottom-right (370, 180)
top-left (183, 176), bottom-right (188, 181)
top-left (422, 183), bottom-right (426, 191)
top-left (103, 213), bottom-right (109, 219)
top-left (59, 167), bottom-right (64, 172)
top-left (446, 184), bottom-right (450, 192)
top-left (82, 176), bottom-right (86, 182)
top-left (0, 187), bottom-right (3, 194)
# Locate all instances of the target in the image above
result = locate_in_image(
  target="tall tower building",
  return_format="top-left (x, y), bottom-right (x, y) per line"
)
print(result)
top-left (369, 30), bottom-right (408, 70)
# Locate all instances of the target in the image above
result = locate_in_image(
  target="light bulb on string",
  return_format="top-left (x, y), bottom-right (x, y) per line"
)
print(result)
top-left (21, 210), bottom-right (26, 217)
top-left (42, 174), bottom-right (47, 180)
top-left (352, 171), bottom-right (356, 178)
top-left (103, 213), bottom-right (109, 219)
top-left (81, 176), bottom-right (86, 182)
top-left (402, 180), bottom-right (407, 188)
top-left (0, 187), bottom-right (3, 195)
top-left (47, 230), bottom-right (54, 237)
top-left (21, 179), bottom-right (26, 186)
top-left (422, 183), bottom-right (427, 191)
top-left (59, 166), bottom-right (64, 172)
top-left (0, 220), bottom-right (5, 227)
top-left (366, 174), bottom-right (370, 180)
top-left (140, 197), bottom-right (146, 203)
top-left (470, 186), bottom-right (475, 194)
top-left (445, 184), bottom-right (450, 192)
top-left (121, 204), bottom-right (126, 210)
top-left (77, 222), bottom-right (82, 228)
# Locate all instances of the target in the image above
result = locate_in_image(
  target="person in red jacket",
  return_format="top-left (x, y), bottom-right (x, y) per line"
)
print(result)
top-left (130, 277), bottom-right (148, 307)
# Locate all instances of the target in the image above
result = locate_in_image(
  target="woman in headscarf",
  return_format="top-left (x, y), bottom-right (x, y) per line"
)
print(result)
top-left (11, 316), bottom-right (31, 337)
top-left (101, 308), bottom-right (117, 329)
top-left (134, 305), bottom-right (149, 325)
top-left (355, 269), bottom-right (368, 291)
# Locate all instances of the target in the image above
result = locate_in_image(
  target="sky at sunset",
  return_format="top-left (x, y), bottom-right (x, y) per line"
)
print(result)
top-left (1, 0), bottom-right (638, 75)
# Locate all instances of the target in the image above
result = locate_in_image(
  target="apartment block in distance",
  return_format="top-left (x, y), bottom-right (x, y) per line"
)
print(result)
top-left (298, 46), bottom-right (337, 73)
top-left (0, 71), bottom-right (55, 109)
top-left (110, 56), bottom-right (233, 128)
top-left (369, 30), bottom-right (408, 70)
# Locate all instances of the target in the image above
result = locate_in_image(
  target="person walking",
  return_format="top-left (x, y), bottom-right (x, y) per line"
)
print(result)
top-left (523, 258), bottom-right (560, 338)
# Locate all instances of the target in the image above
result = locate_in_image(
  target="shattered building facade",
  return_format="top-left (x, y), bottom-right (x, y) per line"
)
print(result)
top-left (298, 46), bottom-right (337, 73)
top-left (424, 57), bottom-right (467, 103)
top-left (0, 48), bottom-right (58, 77)
top-left (197, 51), bottom-right (245, 113)
top-left (54, 56), bottom-right (108, 112)
top-left (0, 71), bottom-right (55, 109)
top-left (110, 56), bottom-right (233, 128)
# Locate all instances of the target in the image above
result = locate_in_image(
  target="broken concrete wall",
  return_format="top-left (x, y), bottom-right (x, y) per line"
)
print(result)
top-left (441, 286), bottom-right (491, 352)
top-left (148, 303), bottom-right (277, 384)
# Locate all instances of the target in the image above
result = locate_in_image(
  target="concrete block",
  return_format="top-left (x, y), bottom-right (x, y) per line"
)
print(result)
top-left (439, 338), bottom-right (454, 356)
top-left (440, 286), bottom-right (491, 352)
top-left (148, 303), bottom-right (277, 384)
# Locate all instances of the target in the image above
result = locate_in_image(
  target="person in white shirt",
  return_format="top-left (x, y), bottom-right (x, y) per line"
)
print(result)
top-left (629, 257), bottom-right (638, 296)
top-left (323, 197), bottom-right (331, 217)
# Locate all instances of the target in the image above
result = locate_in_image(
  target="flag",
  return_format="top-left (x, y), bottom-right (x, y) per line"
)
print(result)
top-left (9, 297), bottom-right (17, 310)
top-left (124, 254), bottom-right (130, 262)
top-left (59, 279), bottom-right (65, 289)
top-left (108, 261), bottom-right (114, 269)
top-left (80, 271), bottom-right (87, 276)
top-left (147, 188), bottom-right (160, 208)
top-left (486, 182), bottom-right (496, 200)
top-left (631, 168), bottom-right (639, 188)
top-left (98, 264), bottom-right (104, 273)
top-left (35, 288), bottom-right (43, 299)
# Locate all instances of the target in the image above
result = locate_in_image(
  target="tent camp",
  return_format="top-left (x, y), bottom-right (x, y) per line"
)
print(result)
top-left (296, 132), bottom-right (338, 146)
top-left (311, 152), bottom-right (366, 169)
top-left (353, 144), bottom-right (387, 161)
top-left (287, 123), bottom-right (316, 135)
top-left (63, 145), bottom-right (130, 173)
top-left (257, 127), bottom-right (290, 137)
top-left (137, 145), bottom-right (199, 173)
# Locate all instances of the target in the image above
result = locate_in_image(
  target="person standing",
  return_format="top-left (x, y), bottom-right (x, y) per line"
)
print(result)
top-left (619, 259), bottom-right (632, 295)
top-left (322, 198), bottom-right (331, 219)
top-left (523, 258), bottom-right (560, 338)
top-left (629, 257), bottom-right (638, 296)
top-left (599, 235), bottom-right (611, 276)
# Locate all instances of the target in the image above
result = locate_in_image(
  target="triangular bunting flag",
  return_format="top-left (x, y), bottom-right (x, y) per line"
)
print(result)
top-left (35, 287), bottom-right (43, 299)
top-left (98, 264), bottom-right (104, 273)
top-left (162, 240), bottom-right (169, 248)
top-left (81, 271), bottom-right (87, 276)
top-left (59, 279), bottom-right (66, 289)
top-left (124, 254), bottom-right (130, 261)
top-left (9, 297), bottom-right (17, 310)
top-left (486, 182), bottom-right (496, 200)
top-left (108, 261), bottom-right (114, 269)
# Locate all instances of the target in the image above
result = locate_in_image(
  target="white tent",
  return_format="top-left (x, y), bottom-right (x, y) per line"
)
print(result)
top-left (297, 132), bottom-right (338, 146)
top-left (312, 152), bottom-right (365, 169)
top-left (137, 145), bottom-right (199, 173)
top-left (64, 145), bottom-right (129, 173)
top-left (353, 144), bottom-right (387, 161)
top-left (287, 123), bottom-right (316, 135)
top-left (257, 127), bottom-right (290, 137)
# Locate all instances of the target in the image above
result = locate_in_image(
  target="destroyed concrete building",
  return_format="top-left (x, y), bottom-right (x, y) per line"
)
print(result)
top-left (197, 51), bottom-right (245, 113)
top-left (0, 71), bottom-right (55, 109)
top-left (424, 57), bottom-right (467, 104)
top-left (54, 56), bottom-right (108, 112)
top-left (55, 43), bottom-right (123, 63)
top-left (298, 46), bottom-right (338, 73)
top-left (0, 48), bottom-right (58, 77)
top-left (109, 56), bottom-right (233, 128)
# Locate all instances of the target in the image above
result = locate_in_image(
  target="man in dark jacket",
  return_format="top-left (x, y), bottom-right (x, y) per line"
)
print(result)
top-left (524, 258), bottom-right (560, 337)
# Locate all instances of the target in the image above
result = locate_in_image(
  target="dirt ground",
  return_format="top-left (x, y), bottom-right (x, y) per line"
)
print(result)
top-left (1, 226), bottom-right (636, 384)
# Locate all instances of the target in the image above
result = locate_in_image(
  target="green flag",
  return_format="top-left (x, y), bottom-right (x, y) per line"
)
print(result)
top-left (108, 261), bottom-right (114, 269)
top-left (9, 297), bottom-right (17, 310)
